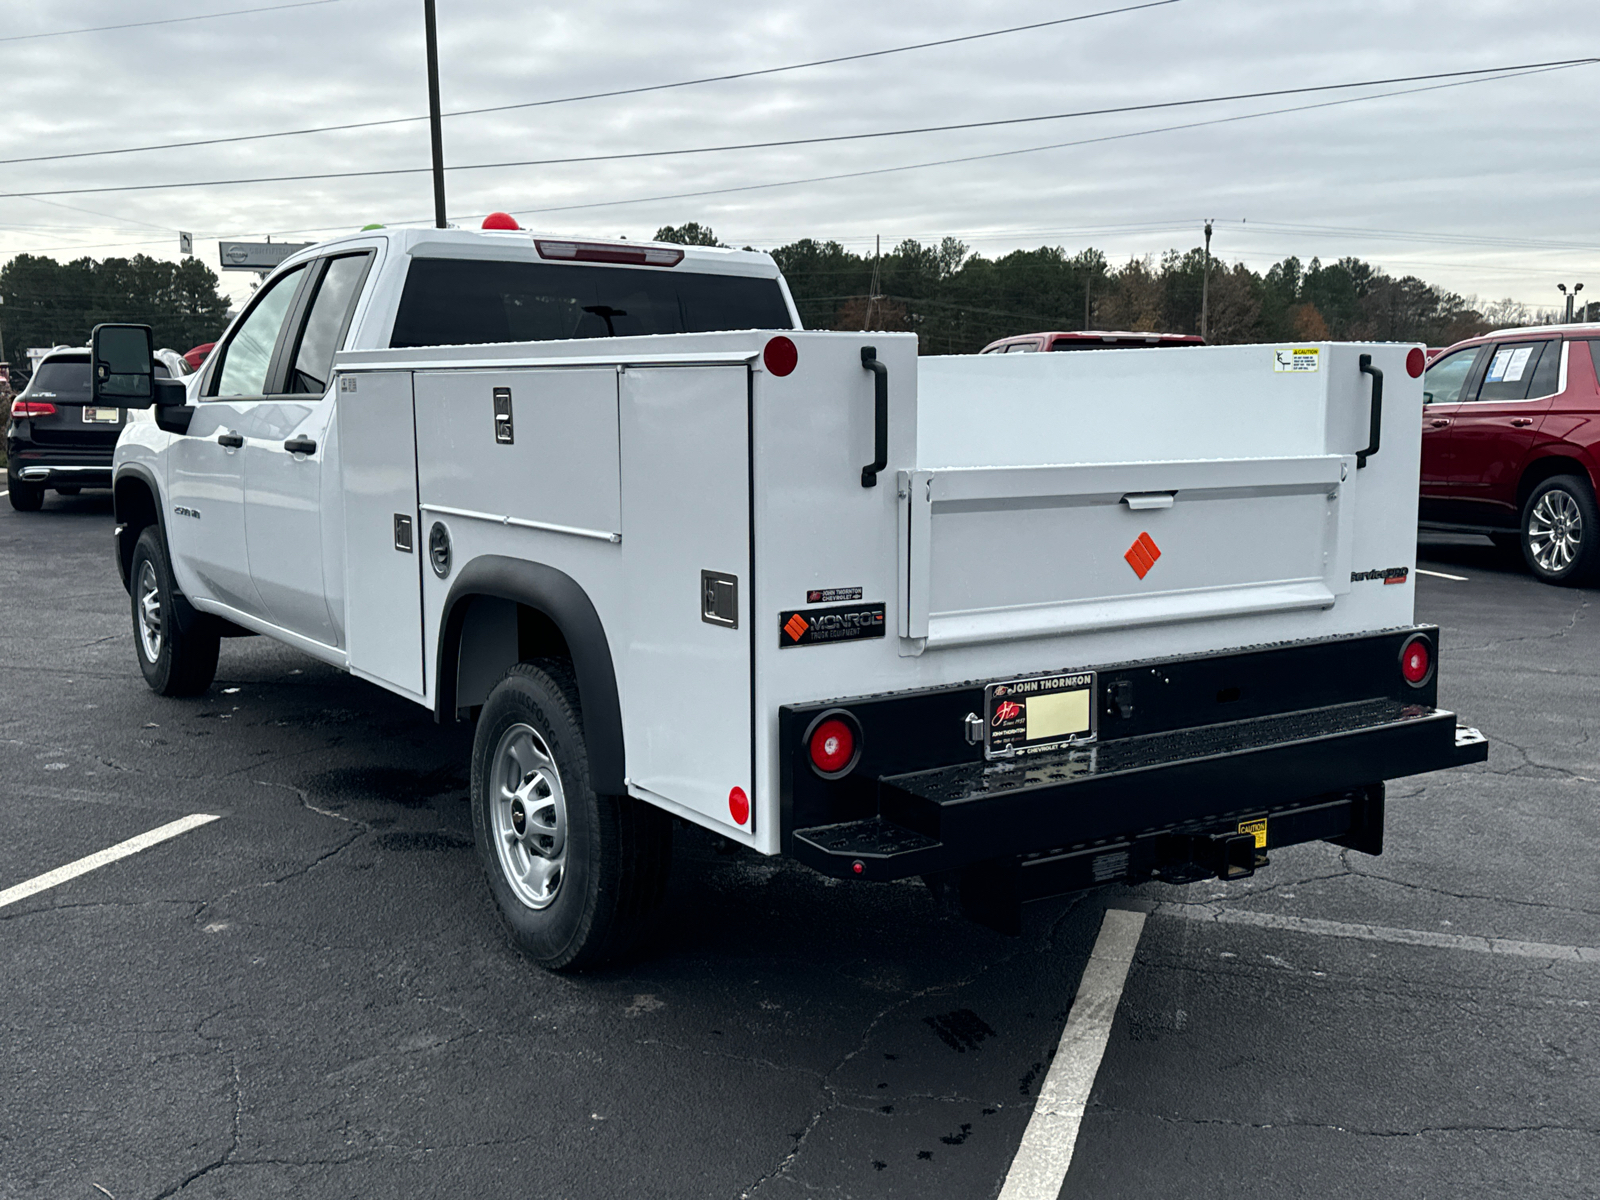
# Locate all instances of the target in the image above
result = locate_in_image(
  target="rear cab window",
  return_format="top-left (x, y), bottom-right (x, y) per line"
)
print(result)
top-left (1475, 340), bottom-right (1557, 402)
top-left (390, 258), bottom-right (794, 348)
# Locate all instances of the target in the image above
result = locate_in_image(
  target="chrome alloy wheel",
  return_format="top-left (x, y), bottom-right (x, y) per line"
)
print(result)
top-left (137, 559), bottom-right (163, 663)
top-left (1528, 488), bottom-right (1584, 574)
top-left (490, 722), bottom-right (569, 910)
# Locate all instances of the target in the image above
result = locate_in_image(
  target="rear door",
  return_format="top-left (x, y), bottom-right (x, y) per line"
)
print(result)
top-left (168, 262), bottom-right (310, 614)
top-left (1444, 339), bottom-right (1560, 524)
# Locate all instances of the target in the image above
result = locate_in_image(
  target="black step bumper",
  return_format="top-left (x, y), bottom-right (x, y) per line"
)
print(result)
top-left (790, 697), bottom-right (1486, 884)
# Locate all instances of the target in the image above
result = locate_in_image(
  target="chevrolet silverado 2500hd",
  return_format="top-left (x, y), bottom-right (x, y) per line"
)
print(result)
top-left (78, 225), bottom-right (1486, 969)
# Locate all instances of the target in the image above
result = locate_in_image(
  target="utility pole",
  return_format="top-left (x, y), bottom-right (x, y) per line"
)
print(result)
top-left (1200, 219), bottom-right (1214, 341)
top-left (863, 235), bottom-right (881, 331)
top-left (1558, 282), bottom-right (1584, 323)
top-left (424, 0), bottom-right (447, 229)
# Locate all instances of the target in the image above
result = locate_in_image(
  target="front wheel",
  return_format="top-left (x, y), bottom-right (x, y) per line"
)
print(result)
top-left (1521, 475), bottom-right (1600, 586)
top-left (471, 662), bottom-right (671, 971)
top-left (130, 527), bottom-right (220, 695)
top-left (7, 481), bottom-right (44, 511)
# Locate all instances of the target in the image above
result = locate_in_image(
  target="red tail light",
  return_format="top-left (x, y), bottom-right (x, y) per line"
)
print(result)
top-left (806, 711), bottom-right (861, 778)
top-left (11, 399), bottom-right (57, 418)
top-left (1400, 635), bottom-right (1433, 686)
top-left (1406, 347), bottom-right (1426, 378)
top-left (535, 239), bottom-right (683, 267)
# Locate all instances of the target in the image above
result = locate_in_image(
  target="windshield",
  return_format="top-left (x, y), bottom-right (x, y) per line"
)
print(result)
top-left (390, 257), bottom-right (794, 349)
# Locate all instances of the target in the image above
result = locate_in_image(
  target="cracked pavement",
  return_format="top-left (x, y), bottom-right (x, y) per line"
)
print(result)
top-left (2, 503), bottom-right (1596, 1199)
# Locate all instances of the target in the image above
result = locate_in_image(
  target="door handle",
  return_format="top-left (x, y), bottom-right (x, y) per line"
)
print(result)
top-left (217, 430), bottom-right (243, 448)
top-left (284, 435), bottom-right (318, 454)
top-left (1429, 418), bottom-right (1451, 428)
top-left (1356, 354), bottom-right (1383, 468)
top-left (859, 345), bottom-right (889, 487)
top-left (1510, 418), bottom-right (1534, 428)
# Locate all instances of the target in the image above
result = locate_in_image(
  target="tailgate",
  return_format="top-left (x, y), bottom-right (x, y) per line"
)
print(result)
top-left (897, 453), bottom-right (1354, 647)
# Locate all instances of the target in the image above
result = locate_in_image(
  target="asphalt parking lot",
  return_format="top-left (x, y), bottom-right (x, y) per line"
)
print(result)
top-left (1, 493), bottom-right (1595, 1200)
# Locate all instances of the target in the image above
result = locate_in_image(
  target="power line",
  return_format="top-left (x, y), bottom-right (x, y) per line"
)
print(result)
top-left (3, 58), bottom-right (1592, 201)
top-left (0, 0), bottom-right (1181, 168)
top-left (0, 0), bottom-right (342, 44)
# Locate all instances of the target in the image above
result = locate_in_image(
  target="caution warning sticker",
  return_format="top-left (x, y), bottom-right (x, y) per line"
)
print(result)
top-left (1273, 347), bottom-right (1320, 373)
top-left (1237, 818), bottom-right (1268, 849)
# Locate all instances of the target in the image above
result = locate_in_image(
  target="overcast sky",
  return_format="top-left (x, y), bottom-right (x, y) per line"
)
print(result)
top-left (1, 0), bottom-right (1596, 314)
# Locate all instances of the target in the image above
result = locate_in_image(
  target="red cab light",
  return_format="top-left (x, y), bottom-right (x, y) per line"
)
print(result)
top-left (1406, 347), bottom-right (1426, 378)
top-left (11, 399), bottom-right (57, 418)
top-left (482, 211), bottom-right (520, 231)
top-left (535, 239), bottom-right (683, 267)
top-left (1400, 635), bottom-right (1432, 686)
top-left (806, 712), bottom-right (861, 778)
top-left (728, 786), bottom-right (750, 825)
top-left (763, 336), bottom-right (798, 377)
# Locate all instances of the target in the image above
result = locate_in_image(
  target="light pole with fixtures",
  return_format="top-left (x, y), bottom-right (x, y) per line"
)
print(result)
top-left (1557, 282), bottom-right (1584, 324)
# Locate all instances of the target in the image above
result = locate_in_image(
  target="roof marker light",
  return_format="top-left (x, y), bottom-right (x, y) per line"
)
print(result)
top-left (535, 239), bottom-right (684, 267)
top-left (482, 212), bottom-right (520, 231)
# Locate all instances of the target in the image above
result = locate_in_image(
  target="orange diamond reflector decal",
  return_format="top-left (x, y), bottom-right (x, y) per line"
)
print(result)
top-left (783, 613), bottom-right (810, 642)
top-left (1124, 531), bottom-right (1161, 579)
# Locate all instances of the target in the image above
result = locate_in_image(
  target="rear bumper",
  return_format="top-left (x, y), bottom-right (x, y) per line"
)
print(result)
top-left (8, 442), bottom-right (114, 488)
top-left (780, 627), bottom-right (1487, 889)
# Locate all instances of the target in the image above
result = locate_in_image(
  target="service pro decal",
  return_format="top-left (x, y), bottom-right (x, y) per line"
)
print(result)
top-left (1273, 346), bottom-right (1320, 373)
top-left (1351, 565), bottom-right (1410, 585)
top-left (779, 603), bottom-right (886, 647)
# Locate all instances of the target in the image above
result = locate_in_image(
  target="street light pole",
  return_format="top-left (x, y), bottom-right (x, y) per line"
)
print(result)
top-left (1200, 220), bottom-right (1213, 341)
top-left (424, 0), bottom-right (447, 229)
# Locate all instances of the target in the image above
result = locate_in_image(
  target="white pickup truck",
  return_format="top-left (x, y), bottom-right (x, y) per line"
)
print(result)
top-left (81, 222), bottom-right (1486, 969)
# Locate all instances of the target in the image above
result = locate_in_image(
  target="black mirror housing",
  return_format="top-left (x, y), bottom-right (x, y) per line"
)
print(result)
top-left (90, 323), bottom-right (157, 408)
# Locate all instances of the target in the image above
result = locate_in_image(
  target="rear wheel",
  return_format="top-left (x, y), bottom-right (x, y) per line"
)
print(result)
top-left (7, 481), bottom-right (44, 511)
top-left (1521, 475), bottom-right (1600, 586)
top-left (471, 662), bottom-right (672, 971)
top-left (130, 526), bottom-right (220, 695)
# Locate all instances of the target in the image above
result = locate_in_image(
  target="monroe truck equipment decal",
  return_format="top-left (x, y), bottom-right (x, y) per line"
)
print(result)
top-left (778, 603), bottom-right (886, 647)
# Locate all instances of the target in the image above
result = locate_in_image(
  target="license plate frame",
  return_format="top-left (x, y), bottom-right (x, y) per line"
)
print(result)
top-left (82, 406), bottom-right (121, 424)
top-left (983, 670), bottom-right (1098, 760)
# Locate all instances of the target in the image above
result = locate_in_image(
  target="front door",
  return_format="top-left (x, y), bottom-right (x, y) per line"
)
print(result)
top-left (167, 262), bottom-right (309, 616)
top-left (1417, 343), bottom-right (1486, 526)
top-left (241, 252), bottom-right (373, 647)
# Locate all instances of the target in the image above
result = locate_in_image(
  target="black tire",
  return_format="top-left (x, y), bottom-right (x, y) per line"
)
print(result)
top-left (8, 481), bottom-right (44, 512)
top-left (54, 485), bottom-right (80, 496)
top-left (470, 661), bottom-right (672, 971)
top-left (130, 526), bottom-right (220, 696)
top-left (1520, 475), bottom-right (1600, 587)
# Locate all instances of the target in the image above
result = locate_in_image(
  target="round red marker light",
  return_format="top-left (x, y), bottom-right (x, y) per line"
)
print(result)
top-left (852, 860), bottom-right (865, 876)
top-left (482, 211), bottom-right (520, 231)
top-left (809, 718), bottom-right (856, 776)
top-left (728, 786), bottom-right (750, 825)
top-left (763, 336), bottom-right (798, 377)
top-left (1400, 636), bottom-right (1432, 686)
top-left (1406, 347), bottom-right (1426, 378)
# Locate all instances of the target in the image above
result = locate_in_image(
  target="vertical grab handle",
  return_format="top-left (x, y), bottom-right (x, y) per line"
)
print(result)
top-left (1357, 353), bottom-right (1383, 468)
top-left (860, 345), bottom-right (889, 488)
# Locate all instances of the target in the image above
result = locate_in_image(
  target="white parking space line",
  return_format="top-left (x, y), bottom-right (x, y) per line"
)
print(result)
top-left (1415, 567), bottom-right (1469, 581)
top-left (1158, 903), bottom-right (1600, 964)
top-left (0, 813), bottom-right (221, 910)
top-left (998, 908), bottom-right (1147, 1200)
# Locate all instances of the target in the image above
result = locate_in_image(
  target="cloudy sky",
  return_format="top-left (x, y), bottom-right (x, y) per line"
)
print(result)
top-left (2, 0), bottom-right (1596, 313)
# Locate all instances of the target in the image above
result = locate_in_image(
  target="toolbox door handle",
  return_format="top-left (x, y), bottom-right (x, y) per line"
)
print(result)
top-left (1356, 353), bottom-right (1383, 468)
top-left (1122, 492), bottom-right (1175, 511)
top-left (860, 345), bottom-right (888, 488)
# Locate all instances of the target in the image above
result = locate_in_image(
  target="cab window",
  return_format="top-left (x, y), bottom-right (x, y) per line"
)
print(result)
top-left (1421, 346), bottom-right (1482, 405)
top-left (287, 253), bottom-right (372, 394)
top-left (209, 265), bottom-right (307, 398)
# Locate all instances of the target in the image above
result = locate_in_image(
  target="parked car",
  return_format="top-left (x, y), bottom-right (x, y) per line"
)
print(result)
top-left (5, 345), bottom-right (177, 511)
top-left (1419, 322), bottom-right (1600, 585)
top-left (979, 330), bottom-right (1205, 353)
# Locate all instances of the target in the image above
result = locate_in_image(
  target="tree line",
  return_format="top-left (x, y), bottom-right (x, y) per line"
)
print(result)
top-left (656, 222), bottom-right (1561, 354)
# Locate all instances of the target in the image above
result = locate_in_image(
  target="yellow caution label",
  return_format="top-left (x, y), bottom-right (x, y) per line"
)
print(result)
top-left (1237, 818), bottom-right (1268, 849)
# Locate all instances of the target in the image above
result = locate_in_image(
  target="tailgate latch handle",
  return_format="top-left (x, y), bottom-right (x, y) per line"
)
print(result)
top-left (860, 345), bottom-right (889, 488)
top-left (1357, 353), bottom-right (1383, 468)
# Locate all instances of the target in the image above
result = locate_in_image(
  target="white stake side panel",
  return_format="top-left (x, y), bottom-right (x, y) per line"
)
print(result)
top-left (750, 340), bottom-right (1423, 831)
top-left (618, 364), bottom-right (753, 836)
top-left (337, 370), bottom-right (425, 699)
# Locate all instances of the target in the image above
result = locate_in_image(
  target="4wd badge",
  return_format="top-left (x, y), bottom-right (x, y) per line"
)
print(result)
top-left (778, 603), bottom-right (886, 647)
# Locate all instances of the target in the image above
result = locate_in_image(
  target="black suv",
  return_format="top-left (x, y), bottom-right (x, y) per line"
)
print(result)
top-left (6, 349), bottom-right (175, 512)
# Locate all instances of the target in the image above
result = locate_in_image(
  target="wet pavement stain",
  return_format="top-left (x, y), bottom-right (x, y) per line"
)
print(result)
top-left (923, 1008), bottom-right (997, 1053)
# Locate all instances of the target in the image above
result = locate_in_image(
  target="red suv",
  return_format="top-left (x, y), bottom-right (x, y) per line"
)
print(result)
top-left (1420, 323), bottom-right (1600, 585)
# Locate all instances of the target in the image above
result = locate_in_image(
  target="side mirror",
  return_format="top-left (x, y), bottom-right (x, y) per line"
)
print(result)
top-left (91, 323), bottom-right (157, 407)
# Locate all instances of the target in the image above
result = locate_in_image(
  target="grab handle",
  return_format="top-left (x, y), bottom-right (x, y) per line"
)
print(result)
top-left (1357, 353), bottom-right (1383, 468)
top-left (860, 345), bottom-right (888, 488)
